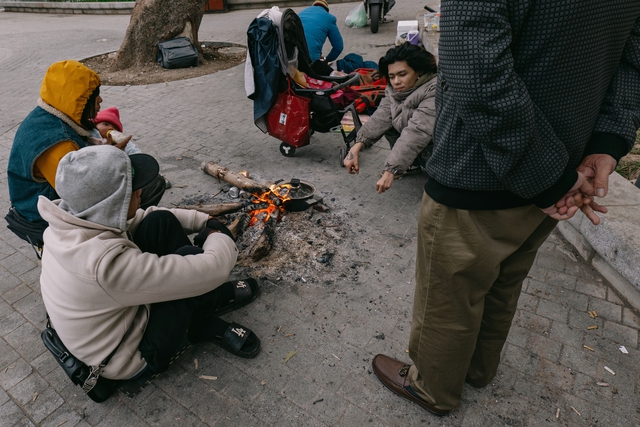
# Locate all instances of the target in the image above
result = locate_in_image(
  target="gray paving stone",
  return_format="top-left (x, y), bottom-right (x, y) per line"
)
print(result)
top-left (623, 307), bottom-right (640, 330)
top-left (558, 344), bottom-right (599, 377)
top-left (8, 372), bottom-right (63, 424)
top-left (38, 403), bottom-right (85, 427)
top-left (0, 398), bottom-right (29, 427)
top-left (602, 320), bottom-right (639, 347)
top-left (525, 333), bottom-right (563, 362)
top-left (588, 298), bottom-right (623, 323)
top-left (536, 298), bottom-right (571, 323)
top-left (548, 320), bottom-right (586, 349)
top-left (2, 284), bottom-right (33, 306)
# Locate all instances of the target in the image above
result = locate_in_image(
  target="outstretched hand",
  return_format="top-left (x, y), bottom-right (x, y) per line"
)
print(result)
top-left (375, 171), bottom-right (394, 194)
top-left (343, 151), bottom-right (360, 174)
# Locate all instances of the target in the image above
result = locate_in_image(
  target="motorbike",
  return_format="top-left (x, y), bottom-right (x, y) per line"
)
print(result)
top-left (365, 0), bottom-right (395, 34)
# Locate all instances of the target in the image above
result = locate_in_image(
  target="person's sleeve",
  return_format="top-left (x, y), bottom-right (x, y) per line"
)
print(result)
top-left (325, 17), bottom-right (344, 62)
top-left (96, 233), bottom-right (238, 305)
top-left (34, 141), bottom-right (80, 188)
top-left (439, 1), bottom-right (576, 207)
top-left (127, 206), bottom-right (209, 237)
top-left (383, 96), bottom-right (436, 174)
top-left (585, 15), bottom-right (640, 162)
top-left (356, 95), bottom-right (393, 147)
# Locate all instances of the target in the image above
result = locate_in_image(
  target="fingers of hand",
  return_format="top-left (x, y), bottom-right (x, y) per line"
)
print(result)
top-left (580, 203), bottom-right (601, 225)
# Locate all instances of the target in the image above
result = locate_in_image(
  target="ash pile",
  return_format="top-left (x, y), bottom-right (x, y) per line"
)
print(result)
top-left (173, 162), bottom-right (372, 286)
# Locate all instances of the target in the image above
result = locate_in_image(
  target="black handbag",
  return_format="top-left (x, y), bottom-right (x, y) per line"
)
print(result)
top-left (5, 207), bottom-right (47, 256)
top-left (41, 323), bottom-right (119, 403)
top-left (157, 37), bottom-right (199, 69)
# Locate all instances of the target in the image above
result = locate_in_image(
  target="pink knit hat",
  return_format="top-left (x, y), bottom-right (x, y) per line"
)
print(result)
top-left (94, 107), bottom-right (123, 132)
top-left (313, 0), bottom-right (329, 11)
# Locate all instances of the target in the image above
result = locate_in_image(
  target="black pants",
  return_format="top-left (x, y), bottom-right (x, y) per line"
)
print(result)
top-left (133, 211), bottom-right (225, 375)
top-left (139, 174), bottom-right (166, 210)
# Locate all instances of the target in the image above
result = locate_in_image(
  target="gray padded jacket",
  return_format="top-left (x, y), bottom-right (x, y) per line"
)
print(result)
top-left (357, 76), bottom-right (437, 174)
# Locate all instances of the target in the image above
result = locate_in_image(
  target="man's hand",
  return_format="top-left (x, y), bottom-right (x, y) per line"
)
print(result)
top-left (343, 148), bottom-right (361, 174)
top-left (541, 170), bottom-right (609, 225)
top-left (376, 171), bottom-right (394, 194)
top-left (576, 154), bottom-right (617, 198)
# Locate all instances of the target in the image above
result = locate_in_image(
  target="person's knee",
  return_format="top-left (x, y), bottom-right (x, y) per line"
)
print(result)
top-left (140, 210), bottom-right (180, 229)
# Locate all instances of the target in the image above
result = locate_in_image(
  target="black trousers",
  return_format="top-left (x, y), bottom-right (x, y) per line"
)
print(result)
top-left (139, 174), bottom-right (166, 210)
top-left (133, 210), bottom-right (225, 375)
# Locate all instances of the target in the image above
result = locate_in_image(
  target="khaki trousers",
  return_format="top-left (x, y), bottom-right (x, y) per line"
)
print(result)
top-left (408, 192), bottom-right (557, 410)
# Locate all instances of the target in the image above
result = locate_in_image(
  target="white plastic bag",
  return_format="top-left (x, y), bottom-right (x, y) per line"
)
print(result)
top-left (345, 3), bottom-right (367, 28)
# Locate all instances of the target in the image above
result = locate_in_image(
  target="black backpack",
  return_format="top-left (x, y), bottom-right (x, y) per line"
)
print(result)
top-left (157, 37), bottom-right (199, 69)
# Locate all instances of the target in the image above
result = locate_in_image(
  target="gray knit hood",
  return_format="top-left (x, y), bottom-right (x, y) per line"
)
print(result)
top-left (55, 146), bottom-right (138, 231)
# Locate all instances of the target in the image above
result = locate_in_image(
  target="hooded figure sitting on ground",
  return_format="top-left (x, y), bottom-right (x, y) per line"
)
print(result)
top-left (38, 145), bottom-right (260, 400)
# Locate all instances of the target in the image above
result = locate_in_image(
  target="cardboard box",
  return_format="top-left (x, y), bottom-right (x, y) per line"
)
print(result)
top-left (397, 20), bottom-right (418, 34)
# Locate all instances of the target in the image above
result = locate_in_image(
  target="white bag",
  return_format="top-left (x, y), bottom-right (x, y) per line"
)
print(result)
top-left (345, 3), bottom-right (367, 28)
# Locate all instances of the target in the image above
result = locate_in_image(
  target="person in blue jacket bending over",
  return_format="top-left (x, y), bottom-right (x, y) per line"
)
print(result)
top-left (299, 0), bottom-right (344, 74)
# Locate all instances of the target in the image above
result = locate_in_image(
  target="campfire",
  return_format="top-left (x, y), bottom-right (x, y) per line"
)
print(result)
top-left (173, 161), bottom-right (373, 289)
top-left (177, 162), bottom-right (326, 261)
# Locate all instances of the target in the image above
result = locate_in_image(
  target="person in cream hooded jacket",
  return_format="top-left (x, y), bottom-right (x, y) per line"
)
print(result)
top-left (38, 146), bottom-right (244, 381)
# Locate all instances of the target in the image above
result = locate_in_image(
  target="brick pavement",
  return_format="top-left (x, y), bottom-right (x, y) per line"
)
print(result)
top-left (0, 3), bottom-right (639, 426)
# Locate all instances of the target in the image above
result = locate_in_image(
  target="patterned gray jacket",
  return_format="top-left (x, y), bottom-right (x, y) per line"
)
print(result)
top-left (427, 0), bottom-right (640, 209)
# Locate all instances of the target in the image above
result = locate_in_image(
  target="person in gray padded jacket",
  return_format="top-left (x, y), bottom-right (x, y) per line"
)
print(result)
top-left (343, 43), bottom-right (437, 194)
top-left (38, 146), bottom-right (260, 398)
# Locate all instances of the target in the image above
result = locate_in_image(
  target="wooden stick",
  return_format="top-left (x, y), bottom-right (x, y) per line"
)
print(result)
top-left (176, 202), bottom-right (246, 216)
top-left (201, 161), bottom-right (268, 193)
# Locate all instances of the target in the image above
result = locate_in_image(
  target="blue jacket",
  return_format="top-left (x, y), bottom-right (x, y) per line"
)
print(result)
top-left (299, 5), bottom-right (344, 62)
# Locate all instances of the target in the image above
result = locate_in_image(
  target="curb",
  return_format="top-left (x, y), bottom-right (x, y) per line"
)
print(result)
top-left (0, 0), bottom-right (356, 14)
top-left (556, 172), bottom-right (640, 312)
top-left (0, 1), bottom-right (134, 14)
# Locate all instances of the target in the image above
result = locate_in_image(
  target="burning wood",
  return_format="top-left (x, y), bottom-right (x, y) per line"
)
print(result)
top-left (228, 212), bottom-right (249, 240)
top-left (176, 202), bottom-right (247, 216)
top-left (249, 214), bottom-right (277, 261)
top-left (201, 161), bottom-right (268, 193)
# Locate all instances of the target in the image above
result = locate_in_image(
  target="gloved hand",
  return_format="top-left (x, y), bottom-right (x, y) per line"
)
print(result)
top-left (193, 218), bottom-right (236, 247)
top-left (206, 218), bottom-right (235, 241)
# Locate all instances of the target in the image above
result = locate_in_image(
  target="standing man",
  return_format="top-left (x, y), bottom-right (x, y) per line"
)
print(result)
top-left (372, 1), bottom-right (640, 416)
top-left (299, 0), bottom-right (344, 72)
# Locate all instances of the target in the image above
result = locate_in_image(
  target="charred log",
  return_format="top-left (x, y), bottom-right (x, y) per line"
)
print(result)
top-left (201, 161), bottom-right (268, 193)
top-left (228, 212), bottom-right (249, 240)
top-left (249, 215), bottom-right (277, 261)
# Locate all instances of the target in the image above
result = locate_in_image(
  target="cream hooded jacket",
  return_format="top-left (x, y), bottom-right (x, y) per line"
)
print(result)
top-left (38, 196), bottom-right (238, 380)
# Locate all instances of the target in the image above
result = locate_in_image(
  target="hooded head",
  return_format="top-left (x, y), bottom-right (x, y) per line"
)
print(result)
top-left (312, 0), bottom-right (329, 11)
top-left (40, 60), bottom-right (101, 128)
top-left (55, 146), bottom-right (159, 231)
top-left (94, 106), bottom-right (123, 132)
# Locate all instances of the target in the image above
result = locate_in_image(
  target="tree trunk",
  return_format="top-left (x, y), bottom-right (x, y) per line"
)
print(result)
top-left (111, 0), bottom-right (206, 71)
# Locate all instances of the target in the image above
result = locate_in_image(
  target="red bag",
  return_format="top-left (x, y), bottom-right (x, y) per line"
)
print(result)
top-left (266, 81), bottom-right (311, 148)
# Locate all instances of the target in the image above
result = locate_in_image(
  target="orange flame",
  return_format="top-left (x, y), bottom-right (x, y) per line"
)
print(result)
top-left (248, 183), bottom-right (292, 226)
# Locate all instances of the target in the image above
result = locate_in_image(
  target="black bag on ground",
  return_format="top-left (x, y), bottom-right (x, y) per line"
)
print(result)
top-left (5, 207), bottom-right (46, 248)
top-left (41, 326), bottom-right (118, 403)
top-left (157, 37), bottom-right (199, 69)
